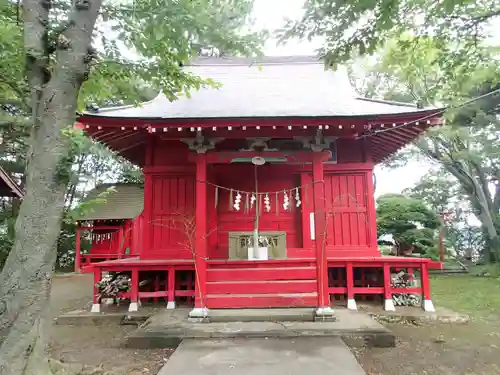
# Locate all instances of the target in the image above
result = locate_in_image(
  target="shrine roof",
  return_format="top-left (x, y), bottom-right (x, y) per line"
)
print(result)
top-left (77, 183), bottom-right (143, 221)
top-left (0, 166), bottom-right (23, 199)
top-left (82, 56), bottom-right (435, 120)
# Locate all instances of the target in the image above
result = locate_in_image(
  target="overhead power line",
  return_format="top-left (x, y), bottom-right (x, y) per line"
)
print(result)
top-left (357, 86), bottom-right (500, 139)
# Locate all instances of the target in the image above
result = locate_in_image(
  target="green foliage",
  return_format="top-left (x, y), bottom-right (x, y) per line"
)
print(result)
top-left (280, 0), bottom-right (500, 70)
top-left (404, 169), bottom-right (462, 212)
top-left (376, 193), bottom-right (440, 258)
top-left (79, 0), bottom-right (266, 108)
top-left (55, 126), bottom-right (89, 185)
top-left (0, 211), bottom-right (16, 270)
top-left (119, 166), bottom-right (144, 185)
top-left (0, 0), bottom-right (264, 271)
top-left (405, 169), bottom-right (485, 259)
top-left (346, 30), bottom-right (500, 261)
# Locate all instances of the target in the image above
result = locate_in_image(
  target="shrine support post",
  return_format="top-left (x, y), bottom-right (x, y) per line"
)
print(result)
top-left (190, 151), bottom-right (209, 319)
top-left (312, 150), bottom-right (335, 320)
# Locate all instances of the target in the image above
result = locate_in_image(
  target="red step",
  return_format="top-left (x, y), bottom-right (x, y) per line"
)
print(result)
top-left (206, 293), bottom-right (318, 309)
top-left (80, 264), bottom-right (94, 274)
top-left (207, 280), bottom-right (316, 294)
top-left (207, 267), bottom-right (316, 282)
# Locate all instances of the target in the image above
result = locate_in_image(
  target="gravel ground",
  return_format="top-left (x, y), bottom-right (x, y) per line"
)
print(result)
top-left (49, 273), bottom-right (500, 375)
top-left (353, 319), bottom-right (500, 375)
top-left (352, 274), bottom-right (500, 375)
top-left (48, 274), bottom-right (173, 375)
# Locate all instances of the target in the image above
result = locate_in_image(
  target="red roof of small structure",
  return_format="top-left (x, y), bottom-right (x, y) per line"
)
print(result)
top-left (0, 166), bottom-right (23, 199)
top-left (78, 56), bottom-right (443, 165)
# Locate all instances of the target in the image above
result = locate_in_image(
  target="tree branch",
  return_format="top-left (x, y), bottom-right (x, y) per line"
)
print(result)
top-left (470, 159), bottom-right (494, 211)
top-left (0, 73), bottom-right (30, 111)
top-left (23, 0), bottom-right (51, 127)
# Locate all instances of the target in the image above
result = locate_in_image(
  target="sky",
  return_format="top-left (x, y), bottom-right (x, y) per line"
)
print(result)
top-left (251, 0), bottom-right (432, 197)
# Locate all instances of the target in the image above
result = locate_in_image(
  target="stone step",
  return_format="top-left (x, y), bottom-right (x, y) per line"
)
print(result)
top-left (206, 292), bottom-right (318, 309)
top-left (124, 309), bottom-right (395, 349)
top-left (206, 280), bottom-right (317, 294)
top-left (208, 308), bottom-right (315, 322)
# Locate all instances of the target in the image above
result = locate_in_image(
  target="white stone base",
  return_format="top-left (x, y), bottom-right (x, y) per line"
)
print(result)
top-left (422, 299), bottom-right (436, 312)
top-left (347, 298), bottom-right (357, 310)
top-left (90, 303), bottom-right (101, 313)
top-left (315, 306), bottom-right (335, 315)
top-left (188, 307), bottom-right (210, 322)
top-left (384, 299), bottom-right (396, 312)
top-left (128, 302), bottom-right (139, 312)
top-left (314, 306), bottom-right (336, 321)
top-left (166, 301), bottom-right (176, 310)
top-left (189, 307), bottom-right (209, 318)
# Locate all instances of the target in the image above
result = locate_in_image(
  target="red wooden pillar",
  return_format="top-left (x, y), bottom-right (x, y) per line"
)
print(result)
top-left (129, 268), bottom-right (139, 312)
top-left (117, 226), bottom-right (124, 259)
top-left (365, 169), bottom-right (378, 252)
top-left (300, 172), bottom-right (313, 250)
top-left (91, 267), bottom-right (101, 312)
top-left (143, 134), bottom-right (154, 254)
top-left (167, 267), bottom-right (176, 309)
top-left (191, 152), bottom-right (209, 317)
top-left (346, 262), bottom-right (357, 310)
top-left (75, 225), bottom-right (81, 273)
top-left (383, 263), bottom-right (395, 311)
top-left (420, 262), bottom-right (435, 311)
top-left (312, 152), bottom-right (331, 315)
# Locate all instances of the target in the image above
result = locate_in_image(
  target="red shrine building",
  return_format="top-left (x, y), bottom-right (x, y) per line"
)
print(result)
top-left (76, 56), bottom-right (442, 319)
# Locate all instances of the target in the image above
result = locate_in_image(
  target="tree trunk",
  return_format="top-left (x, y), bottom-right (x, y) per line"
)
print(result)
top-left (0, 101), bottom-right (71, 373)
top-left (432, 152), bottom-right (500, 262)
top-left (0, 0), bottom-right (102, 372)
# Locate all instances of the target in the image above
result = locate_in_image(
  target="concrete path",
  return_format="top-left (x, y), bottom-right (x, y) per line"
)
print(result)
top-left (158, 337), bottom-right (366, 375)
top-left (125, 308), bottom-right (394, 349)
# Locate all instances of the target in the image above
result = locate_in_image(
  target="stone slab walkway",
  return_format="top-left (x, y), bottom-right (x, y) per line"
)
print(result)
top-left (126, 308), bottom-right (395, 349)
top-left (157, 337), bottom-right (366, 375)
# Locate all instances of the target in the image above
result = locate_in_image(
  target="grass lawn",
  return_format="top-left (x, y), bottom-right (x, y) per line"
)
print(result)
top-left (355, 273), bottom-right (500, 375)
top-left (431, 274), bottom-right (500, 317)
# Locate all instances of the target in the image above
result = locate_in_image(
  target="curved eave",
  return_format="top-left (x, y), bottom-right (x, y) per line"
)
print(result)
top-left (78, 108), bottom-right (440, 125)
top-left (77, 109), bottom-right (443, 166)
top-left (368, 122), bottom-right (431, 164)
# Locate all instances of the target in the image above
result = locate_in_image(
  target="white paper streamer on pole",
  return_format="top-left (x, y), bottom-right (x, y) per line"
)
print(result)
top-left (264, 193), bottom-right (271, 212)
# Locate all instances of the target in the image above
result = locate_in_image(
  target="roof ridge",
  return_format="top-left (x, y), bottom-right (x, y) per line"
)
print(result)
top-left (188, 55), bottom-right (323, 67)
top-left (356, 97), bottom-right (418, 108)
top-left (356, 97), bottom-right (437, 110)
top-left (92, 182), bottom-right (143, 188)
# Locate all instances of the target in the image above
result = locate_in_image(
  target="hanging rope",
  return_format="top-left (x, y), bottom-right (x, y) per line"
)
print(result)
top-left (196, 179), bottom-right (324, 196)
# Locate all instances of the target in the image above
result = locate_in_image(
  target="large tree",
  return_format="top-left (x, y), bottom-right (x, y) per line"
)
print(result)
top-left (376, 193), bottom-right (440, 258)
top-left (371, 37), bottom-right (500, 261)
top-left (0, 0), bottom-right (263, 373)
top-left (280, 0), bottom-right (500, 67)
top-left (281, 0), bottom-right (500, 261)
top-left (405, 169), bottom-right (484, 260)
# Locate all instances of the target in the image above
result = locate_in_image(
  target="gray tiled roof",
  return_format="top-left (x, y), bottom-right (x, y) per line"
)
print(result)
top-left (77, 183), bottom-right (144, 221)
top-left (84, 56), bottom-right (431, 119)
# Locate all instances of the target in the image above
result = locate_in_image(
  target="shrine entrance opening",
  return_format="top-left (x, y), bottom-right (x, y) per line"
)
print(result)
top-left (205, 151), bottom-right (319, 262)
